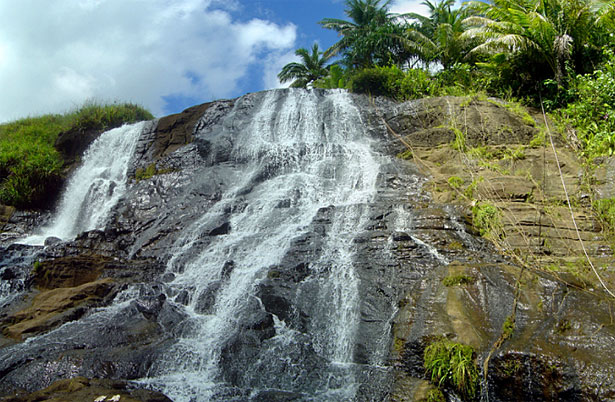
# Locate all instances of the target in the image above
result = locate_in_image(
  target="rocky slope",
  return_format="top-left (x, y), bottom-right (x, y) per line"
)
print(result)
top-left (0, 90), bottom-right (614, 401)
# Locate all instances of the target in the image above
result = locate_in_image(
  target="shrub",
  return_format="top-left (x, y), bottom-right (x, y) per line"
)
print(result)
top-left (593, 198), bottom-right (615, 231)
top-left (451, 126), bottom-right (467, 152)
top-left (559, 49), bottom-right (615, 157)
top-left (348, 65), bottom-right (405, 99)
top-left (313, 64), bottom-right (349, 89)
top-left (436, 63), bottom-right (477, 95)
top-left (426, 388), bottom-right (446, 402)
top-left (447, 176), bottom-right (464, 190)
top-left (399, 68), bottom-right (439, 100)
top-left (442, 274), bottom-right (475, 287)
top-left (424, 339), bottom-right (479, 400)
top-left (349, 65), bottom-right (438, 100)
top-left (73, 101), bottom-right (154, 131)
top-left (472, 201), bottom-right (503, 238)
top-left (502, 315), bottom-right (515, 339)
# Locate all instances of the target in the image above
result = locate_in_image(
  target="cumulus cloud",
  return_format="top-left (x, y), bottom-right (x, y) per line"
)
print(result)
top-left (0, 0), bottom-right (296, 122)
top-left (263, 49), bottom-right (298, 90)
top-left (389, 0), bottom-right (430, 16)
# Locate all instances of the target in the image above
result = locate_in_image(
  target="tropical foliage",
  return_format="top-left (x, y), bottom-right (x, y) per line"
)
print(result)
top-left (278, 0), bottom-right (615, 158)
top-left (319, 0), bottom-right (410, 68)
top-left (462, 0), bottom-right (614, 94)
top-left (402, 0), bottom-right (470, 69)
top-left (278, 44), bottom-right (333, 88)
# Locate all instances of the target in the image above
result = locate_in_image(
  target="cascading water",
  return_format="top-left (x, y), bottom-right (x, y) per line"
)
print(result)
top-left (139, 89), bottom-right (384, 400)
top-left (22, 122), bottom-right (145, 245)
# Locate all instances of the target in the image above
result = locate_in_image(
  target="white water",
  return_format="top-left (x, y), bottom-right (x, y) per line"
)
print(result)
top-left (393, 205), bottom-right (449, 264)
top-left (140, 90), bottom-right (381, 400)
top-left (21, 122), bottom-right (144, 245)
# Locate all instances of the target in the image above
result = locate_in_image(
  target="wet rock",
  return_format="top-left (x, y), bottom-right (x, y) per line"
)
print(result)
top-left (0, 205), bottom-right (15, 230)
top-left (0, 376), bottom-right (172, 402)
top-left (42, 237), bottom-right (62, 247)
top-left (194, 281), bottom-right (220, 314)
top-left (209, 221), bottom-right (230, 236)
top-left (2, 278), bottom-right (117, 341)
top-left (2, 90), bottom-right (615, 401)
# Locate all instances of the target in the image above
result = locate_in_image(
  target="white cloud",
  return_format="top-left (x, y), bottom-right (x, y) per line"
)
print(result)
top-left (389, 0), bottom-right (430, 16)
top-left (262, 50), bottom-right (299, 90)
top-left (0, 0), bottom-right (296, 122)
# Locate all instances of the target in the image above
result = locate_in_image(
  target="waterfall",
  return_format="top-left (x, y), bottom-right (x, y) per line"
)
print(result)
top-left (139, 89), bottom-right (382, 400)
top-left (21, 122), bottom-right (145, 245)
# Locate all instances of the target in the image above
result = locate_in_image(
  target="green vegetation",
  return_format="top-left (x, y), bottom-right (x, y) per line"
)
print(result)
top-left (593, 198), bottom-right (615, 231)
top-left (555, 319), bottom-right (572, 333)
top-left (451, 126), bottom-right (467, 152)
top-left (500, 359), bottom-right (521, 376)
top-left (472, 202), bottom-right (503, 238)
top-left (442, 274), bottom-right (475, 287)
top-left (346, 65), bottom-right (440, 100)
top-left (426, 388), bottom-right (446, 402)
top-left (557, 50), bottom-right (615, 157)
top-left (279, 0), bottom-right (615, 158)
top-left (463, 177), bottom-right (482, 200)
top-left (502, 315), bottom-right (515, 339)
top-left (278, 44), bottom-right (333, 88)
top-left (0, 102), bottom-right (153, 208)
top-left (447, 176), bottom-right (464, 190)
top-left (424, 338), bottom-right (479, 400)
top-left (134, 163), bottom-right (174, 182)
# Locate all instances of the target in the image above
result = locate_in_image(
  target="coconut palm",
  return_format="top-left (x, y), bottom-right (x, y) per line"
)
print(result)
top-left (400, 0), bottom-right (469, 69)
top-left (462, 0), bottom-right (611, 85)
top-left (278, 44), bottom-right (332, 88)
top-left (319, 0), bottom-right (408, 68)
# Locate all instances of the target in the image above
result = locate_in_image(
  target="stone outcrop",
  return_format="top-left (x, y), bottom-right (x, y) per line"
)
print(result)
top-left (386, 96), bottom-right (615, 401)
top-left (0, 376), bottom-right (172, 402)
top-left (1, 91), bottom-right (614, 401)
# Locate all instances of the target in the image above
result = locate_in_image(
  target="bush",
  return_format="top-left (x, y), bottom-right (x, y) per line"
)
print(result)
top-left (399, 68), bottom-right (439, 99)
top-left (313, 64), bottom-right (349, 89)
top-left (436, 63), bottom-right (479, 95)
top-left (349, 65), bottom-right (440, 101)
top-left (593, 198), bottom-right (615, 231)
top-left (0, 102), bottom-right (153, 208)
top-left (349, 65), bottom-right (405, 99)
top-left (472, 201), bottom-right (502, 238)
top-left (424, 339), bottom-right (479, 400)
top-left (559, 49), bottom-right (615, 157)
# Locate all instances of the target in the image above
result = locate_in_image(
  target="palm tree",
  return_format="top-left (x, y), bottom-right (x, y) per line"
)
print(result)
top-left (401, 0), bottom-right (469, 69)
top-left (278, 44), bottom-right (332, 88)
top-left (319, 0), bottom-right (406, 68)
top-left (462, 0), bottom-right (610, 85)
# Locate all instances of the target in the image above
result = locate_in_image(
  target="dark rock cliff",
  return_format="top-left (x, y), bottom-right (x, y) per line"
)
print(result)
top-left (0, 90), bottom-right (614, 401)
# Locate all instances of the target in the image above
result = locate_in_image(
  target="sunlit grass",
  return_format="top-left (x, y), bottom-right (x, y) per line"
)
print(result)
top-left (0, 101), bottom-right (153, 208)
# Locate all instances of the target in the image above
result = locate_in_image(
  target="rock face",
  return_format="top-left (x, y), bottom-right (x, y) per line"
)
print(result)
top-left (1, 90), bottom-right (614, 401)
top-left (1, 376), bottom-right (172, 402)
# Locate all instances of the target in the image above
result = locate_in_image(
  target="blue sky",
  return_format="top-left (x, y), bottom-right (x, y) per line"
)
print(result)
top-left (0, 0), bottom-right (430, 122)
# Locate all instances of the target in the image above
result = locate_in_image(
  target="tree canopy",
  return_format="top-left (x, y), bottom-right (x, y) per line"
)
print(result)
top-left (278, 0), bottom-right (615, 110)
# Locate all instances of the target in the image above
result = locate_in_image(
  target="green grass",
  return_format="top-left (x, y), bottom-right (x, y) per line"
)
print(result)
top-left (426, 388), bottom-right (446, 402)
top-left (472, 201), bottom-right (503, 238)
top-left (442, 274), bottom-right (475, 287)
top-left (447, 176), bottom-right (464, 190)
top-left (424, 339), bottom-right (479, 400)
top-left (0, 102), bottom-right (153, 208)
top-left (593, 198), bottom-right (615, 231)
top-left (135, 163), bottom-right (174, 182)
top-left (502, 315), bottom-right (515, 340)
